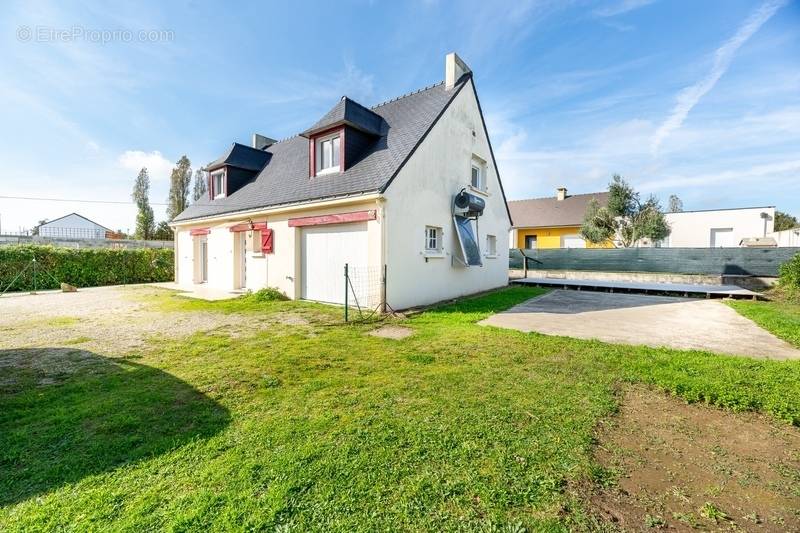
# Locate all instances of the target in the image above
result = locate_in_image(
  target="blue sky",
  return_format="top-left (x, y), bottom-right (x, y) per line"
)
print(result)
top-left (0, 0), bottom-right (798, 233)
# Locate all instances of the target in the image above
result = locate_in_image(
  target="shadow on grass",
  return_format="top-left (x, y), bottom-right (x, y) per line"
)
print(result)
top-left (0, 348), bottom-right (230, 506)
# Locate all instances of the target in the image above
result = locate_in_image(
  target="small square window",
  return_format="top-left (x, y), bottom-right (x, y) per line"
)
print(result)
top-left (486, 234), bottom-right (497, 257)
top-left (425, 226), bottom-right (441, 252)
top-left (470, 155), bottom-right (487, 191)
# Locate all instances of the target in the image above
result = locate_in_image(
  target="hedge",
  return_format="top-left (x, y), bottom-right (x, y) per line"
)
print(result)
top-left (780, 252), bottom-right (800, 295)
top-left (0, 245), bottom-right (174, 292)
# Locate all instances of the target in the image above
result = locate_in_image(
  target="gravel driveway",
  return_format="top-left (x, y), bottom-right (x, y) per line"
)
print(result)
top-left (480, 289), bottom-right (800, 360)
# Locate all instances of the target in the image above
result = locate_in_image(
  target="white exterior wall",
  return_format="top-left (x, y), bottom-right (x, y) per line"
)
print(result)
top-left (39, 214), bottom-right (107, 239)
top-left (173, 198), bottom-right (382, 299)
top-left (663, 207), bottom-right (775, 247)
top-left (383, 78), bottom-right (510, 309)
top-left (769, 227), bottom-right (800, 247)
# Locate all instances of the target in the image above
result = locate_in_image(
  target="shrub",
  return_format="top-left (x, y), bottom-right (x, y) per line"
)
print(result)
top-left (244, 287), bottom-right (288, 302)
top-left (779, 252), bottom-right (800, 295)
top-left (0, 244), bottom-right (173, 292)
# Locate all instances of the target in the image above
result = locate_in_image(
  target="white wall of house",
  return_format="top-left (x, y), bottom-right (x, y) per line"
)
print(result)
top-left (383, 78), bottom-right (510, 310)
top-left (39, 214), bottom-right (108, 239)
top-left (662, 207), bottom-right (775, 248)
top-left (173, 198), bottom-right (382, 300)
top-left (769, 227), bottom-right (800, 247)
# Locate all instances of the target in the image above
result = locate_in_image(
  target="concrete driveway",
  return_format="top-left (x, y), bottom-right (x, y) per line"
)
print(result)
top-left (480, 290), bottom-right (800, 360)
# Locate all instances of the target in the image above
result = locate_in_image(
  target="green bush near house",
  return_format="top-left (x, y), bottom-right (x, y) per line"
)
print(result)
top-left (779, 252), bottom-right (800, 296)
top-left (0, 244), bottom-right (173, 292)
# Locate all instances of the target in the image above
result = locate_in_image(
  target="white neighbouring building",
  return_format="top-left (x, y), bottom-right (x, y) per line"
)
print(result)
top-left (171, 53), bottom-right (512, 310)
top-left (660, 206), bottom-right (776, 248)
top-left (37, 213), bottom-right (112, 240)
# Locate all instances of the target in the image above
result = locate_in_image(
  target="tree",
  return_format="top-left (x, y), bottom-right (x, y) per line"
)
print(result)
top-left (580, 174), bottom-right (671, 248)
top-left (775, 210), bottom-right (799, 231)
top-left (31, 219), bottom-right (48, 236)
top-left (167, 155), bottom-right (192, 220)
top-left (132, 167), bottom-right (155, 240)
top-left (668, 194), bottom-right (683, 213)
top-left (192, 168), bottom-right (207, 202)
top-left (154, 221), bottom-right (174, 241)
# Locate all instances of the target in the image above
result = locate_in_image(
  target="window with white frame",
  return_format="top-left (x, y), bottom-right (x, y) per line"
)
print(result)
top-left (316, 133), bottom-right (341, 174)
top-left (425, 226), bottom-right (441, 252)
top-left (470, 155), bottom-right (487, 191)
top-left (485, 234), bottom-right (497, 256)
top-left (211, 170), bottom-right (225, 199)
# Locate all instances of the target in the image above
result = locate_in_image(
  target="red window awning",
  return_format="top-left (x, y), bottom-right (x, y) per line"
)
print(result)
top-left (228, 221), bottom-right (268, 232)
top-left (189, 228), bottom-right (210, 236)
top-left (287, 210), bottom-right (376, 228)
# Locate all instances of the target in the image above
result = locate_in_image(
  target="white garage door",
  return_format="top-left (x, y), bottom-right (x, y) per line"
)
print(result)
top-left (710, 228), bottom-right (735, 248)
top-left (562, 235), bottom-right (586, 248)
top-left (301, 222), bottom-right (369, 304)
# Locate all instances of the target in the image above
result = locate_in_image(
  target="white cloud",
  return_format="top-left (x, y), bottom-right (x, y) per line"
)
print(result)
top-left (86, 140), bottom-right (100, 152)
top-left (638, 159), bottom-right (800, 191)
top-left (594, 0), bottom-right (656, 18)
top-left (118, 150), bottom-right (173, 180)
top-left (650, 0), bottom-right (787, 154)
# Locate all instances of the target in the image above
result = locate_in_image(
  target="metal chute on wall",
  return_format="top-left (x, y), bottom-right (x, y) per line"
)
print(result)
top-left (452, 189), bottom-right (485, 267)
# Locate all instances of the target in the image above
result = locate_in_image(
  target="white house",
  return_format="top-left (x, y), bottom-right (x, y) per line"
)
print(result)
top-left (171, 53), bottom-right (512, 310)
top-left (660, 206), bottom-right (775, 248)
top-left (38, 213), bottom-right (112, 239)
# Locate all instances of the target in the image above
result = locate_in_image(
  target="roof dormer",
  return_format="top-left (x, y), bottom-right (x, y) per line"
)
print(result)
top-left (301, 96), bottom-right (384, 177)
top-left (205, 142), bottom-right (271, 200)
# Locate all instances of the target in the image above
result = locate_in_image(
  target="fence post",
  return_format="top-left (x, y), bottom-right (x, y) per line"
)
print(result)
top-left (344, 263), bottom-right (349, 323)
top-left (381, 264), bottom-right (387, 314)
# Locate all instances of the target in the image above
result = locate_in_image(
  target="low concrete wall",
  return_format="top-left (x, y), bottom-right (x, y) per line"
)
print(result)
top-left (509, 268), bottom-right (777, 288)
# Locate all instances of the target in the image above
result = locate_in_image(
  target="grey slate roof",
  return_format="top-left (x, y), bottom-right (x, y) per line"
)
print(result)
top-left (509, 191), bottom-right (609, 228)
top-left (206, 142), bottom-right (271, 172)
top-left (174, 77), bottom-right (468, 223)
top-left (302, 97), bottom-right (384, 137)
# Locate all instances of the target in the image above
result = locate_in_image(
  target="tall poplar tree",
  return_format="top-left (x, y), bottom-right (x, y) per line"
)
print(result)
top-left (167, 155), bottom-right (192, 220)
top-left (132, 167), bottom-right (155, 239)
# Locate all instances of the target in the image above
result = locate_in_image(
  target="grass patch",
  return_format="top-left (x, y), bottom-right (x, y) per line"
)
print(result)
top-left (727, 298), bottom-right (800, 348)
top-left (2, 286), bottom-right (799, 531)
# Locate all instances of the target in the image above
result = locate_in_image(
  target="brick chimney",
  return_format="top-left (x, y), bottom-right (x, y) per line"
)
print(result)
top-left (445, 52), bottom-right (471, 90)
top-left (556, 187), bottom-right (567, 201)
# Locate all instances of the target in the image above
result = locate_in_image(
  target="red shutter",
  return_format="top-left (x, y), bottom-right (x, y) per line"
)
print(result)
top-left (261, 228), bottom-right (274, 254)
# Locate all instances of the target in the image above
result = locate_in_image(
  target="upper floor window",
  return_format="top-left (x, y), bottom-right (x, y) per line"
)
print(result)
top-left (316, 133), bottom-right (341, 175)
top-left (471, 155), bottom-right (487, 191)
top-left (211, 170), bottom-right (226, 199)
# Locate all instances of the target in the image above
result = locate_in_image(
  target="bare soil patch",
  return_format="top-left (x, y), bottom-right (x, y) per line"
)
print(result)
top-left (368, 325), bottom-right (414, 340)
top-left (589, 385), bottom-right (800, 531)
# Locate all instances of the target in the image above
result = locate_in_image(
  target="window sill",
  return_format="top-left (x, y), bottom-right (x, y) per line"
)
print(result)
top-left (316, 167), bottom-right (341, 177)
top-left (422, 250), bottom-right (445, 259)
top-left (468, 185), bottom-right (489, 197)
top-left (484, 254), bottom-right (498, 259)
top-left (213, 194), bottom-right (226, 200)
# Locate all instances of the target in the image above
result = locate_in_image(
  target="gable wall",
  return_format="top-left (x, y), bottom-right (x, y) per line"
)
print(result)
top-left (382, 79), bottom-right (511, 309)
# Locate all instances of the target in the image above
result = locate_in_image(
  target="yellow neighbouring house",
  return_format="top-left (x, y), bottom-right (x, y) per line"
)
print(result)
top-left (508, 187), bottom-right (614, 249)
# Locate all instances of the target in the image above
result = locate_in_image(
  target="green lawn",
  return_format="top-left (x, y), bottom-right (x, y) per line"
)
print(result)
top-left (2, 287), bottom-right (800, 531)
top-left (727, 298), bottom-right (800, 348)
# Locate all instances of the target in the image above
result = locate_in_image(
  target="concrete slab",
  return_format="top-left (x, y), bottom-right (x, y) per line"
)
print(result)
top-left (480, 290), bottom-right (800, 360)
top-left (513, 277), bottom-right (761, 299)
top-left (152, 282), bottom-right (246, 301)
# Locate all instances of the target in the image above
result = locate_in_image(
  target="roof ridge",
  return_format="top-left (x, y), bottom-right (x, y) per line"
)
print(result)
top-left (371, 80), bottom-right (445, 109)
top-left (509, 191), bottom-right (607, 202)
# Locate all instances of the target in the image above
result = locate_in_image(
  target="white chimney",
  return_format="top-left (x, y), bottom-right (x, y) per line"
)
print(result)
top-left (252, 133), bottom-right (277, 150)
top-left (445, 52), bottom-right (471, 90)
top-left (556, 187), bottom-right (567, 201)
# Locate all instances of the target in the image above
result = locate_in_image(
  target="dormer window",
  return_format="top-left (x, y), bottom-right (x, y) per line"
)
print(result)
top-left (211, 169), bottom-right (226, 199)
top-left (315, 132), bottom-right (341, 175)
